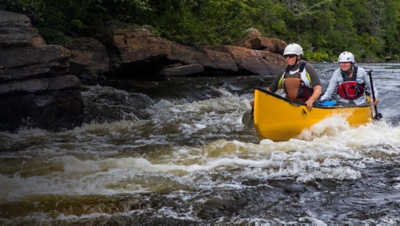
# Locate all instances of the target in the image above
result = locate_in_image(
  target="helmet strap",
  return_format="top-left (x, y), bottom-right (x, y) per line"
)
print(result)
top-left (294, 55), bottom-right (301, 65)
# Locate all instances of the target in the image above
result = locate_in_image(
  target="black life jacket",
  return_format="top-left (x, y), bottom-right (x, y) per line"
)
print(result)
top-left (283, 62), bottom-right (314, 100)
top-left (337, 66), bottom-right (365, 100)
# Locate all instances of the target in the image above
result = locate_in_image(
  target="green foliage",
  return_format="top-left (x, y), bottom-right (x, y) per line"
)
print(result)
top-left (3, 0), bottom-right (46, 22)
top-left (37, 27), bottom-right (73, 45)
top-left (144, 0), bottom-right (257, 46)
top-left (305, 51), bottom-right (330, 62)
top-left (3, 0), bottom-right (400, 62)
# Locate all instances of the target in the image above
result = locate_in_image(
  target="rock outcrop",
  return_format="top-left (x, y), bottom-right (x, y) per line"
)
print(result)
top-left (0, 10), bottom-right (84, 132)
top-left (0, 10), bottom-right (289, 132)
top-left (66, 38), bottom-right (109, 85)
top-left (100, 27), bottom-right (287, 79)
top-left (66, 26), bottom-right (288, 81)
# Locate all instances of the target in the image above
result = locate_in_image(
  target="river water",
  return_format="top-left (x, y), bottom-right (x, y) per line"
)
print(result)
top-left (1, 63), bottom-right (400, 225)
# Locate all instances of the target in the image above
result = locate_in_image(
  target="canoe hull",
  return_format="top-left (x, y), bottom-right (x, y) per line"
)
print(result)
top-left (253, 88), bottom-right (373, 141)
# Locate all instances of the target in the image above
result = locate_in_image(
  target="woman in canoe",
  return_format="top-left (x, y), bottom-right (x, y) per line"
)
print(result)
top-left (320, 51), bottom-right (379, 106)
top-left (251, 43), bottom-right (322, 110)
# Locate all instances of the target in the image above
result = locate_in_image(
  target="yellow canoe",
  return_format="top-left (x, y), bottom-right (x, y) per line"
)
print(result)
top-left (253, 88), bottom-right (373, 141)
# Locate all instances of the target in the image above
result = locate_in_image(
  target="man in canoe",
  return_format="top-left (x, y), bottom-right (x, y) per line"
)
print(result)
top-left (320, 51), bottom-right (379, 106)
top-left (251, 43), bottom-right (322, 110)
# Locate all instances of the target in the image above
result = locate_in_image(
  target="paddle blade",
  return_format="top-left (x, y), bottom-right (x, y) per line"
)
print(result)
top-left (374, 112), bottom-right (383, 121)
top-left (241, 110), bottom-right (254, 128)
top-left (373, 105), bottom-right (383, 121)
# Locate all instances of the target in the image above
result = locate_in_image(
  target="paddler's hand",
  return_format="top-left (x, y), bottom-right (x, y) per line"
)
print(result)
top-left (305, 99), bottom-right (315, 110)
top-left (372, 98), bottom-right (379, 105)
top-left (306, 85), bottom-right (321, 110)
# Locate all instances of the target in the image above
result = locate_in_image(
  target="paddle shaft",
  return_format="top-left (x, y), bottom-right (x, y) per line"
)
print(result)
top-left (367, 70), bottom-right (382, 120)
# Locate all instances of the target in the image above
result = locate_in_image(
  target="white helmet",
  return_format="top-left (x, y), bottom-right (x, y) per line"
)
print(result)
top-left (338, 51), bottom-right (355, 63)
top-left (283, 43), bottom-right (303, 56)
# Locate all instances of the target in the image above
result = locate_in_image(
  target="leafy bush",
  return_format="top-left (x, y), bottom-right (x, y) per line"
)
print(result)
top-left (304, 51), bottom-right (330, 62)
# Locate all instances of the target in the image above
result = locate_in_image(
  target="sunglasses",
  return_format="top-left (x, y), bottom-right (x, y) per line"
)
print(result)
top-left (284, 54), bottom-right (297, 59)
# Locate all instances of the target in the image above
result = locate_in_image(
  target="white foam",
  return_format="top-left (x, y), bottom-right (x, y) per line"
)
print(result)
top-left (1, 86), bottom-right (399, 207)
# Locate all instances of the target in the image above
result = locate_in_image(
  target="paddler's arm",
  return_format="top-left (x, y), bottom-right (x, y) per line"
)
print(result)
top-left (305, 85), bottom-right (322, 110)
top-left (304, 64), bottom-right (322, 110)
top-left (250, 73), bottom-right (280, 107)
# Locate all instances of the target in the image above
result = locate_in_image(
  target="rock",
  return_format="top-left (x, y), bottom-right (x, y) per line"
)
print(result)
top-left (0, 90), bottom-right (84, 132)
top-left (66, 37), bottom-right (109, 85)
top-left (202, 45), bottom-right (286, 75)
top-left (0, 10), bottom-right (84, 132)
top-left (104, 27), bottom-right (286, 78)
top-left (160, 64), bottom-right (204, 76)
top-left (235, 28), bottom-right (263, 48)
top-left (250, 37), bottom-right (287, 54)
top-left (0, 10), bottom-right (33, 47)
top-left (0, 45), bottom-right (70, 69)
top-left (111, 28), bottom-right (174, 63)
top-left (198, 48), bottom-right (239, 73)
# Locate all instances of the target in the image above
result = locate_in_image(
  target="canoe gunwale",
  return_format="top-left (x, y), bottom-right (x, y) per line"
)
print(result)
top-left (254, 87), bottom-right (372, 110)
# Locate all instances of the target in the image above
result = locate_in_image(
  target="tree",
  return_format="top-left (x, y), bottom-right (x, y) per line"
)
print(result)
top-left (2, 0), bottom-right (400, 61)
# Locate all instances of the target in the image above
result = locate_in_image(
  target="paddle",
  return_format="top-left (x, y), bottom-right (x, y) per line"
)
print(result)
top-left (367, 70), bottom-right (383, 120)
top-left (241, 108), bottom-right (254, 128)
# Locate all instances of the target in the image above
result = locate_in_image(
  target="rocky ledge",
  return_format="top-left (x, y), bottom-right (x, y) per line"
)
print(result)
top-left (0, 10), bottom-right (287, 132)
top-left (0, 10), bottom-right (83, 132)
